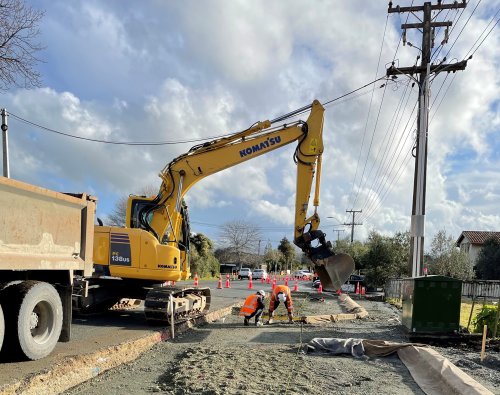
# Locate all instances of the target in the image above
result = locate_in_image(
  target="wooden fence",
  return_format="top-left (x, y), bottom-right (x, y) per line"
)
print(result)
top-left (385, 278), bottom-right (500, 300)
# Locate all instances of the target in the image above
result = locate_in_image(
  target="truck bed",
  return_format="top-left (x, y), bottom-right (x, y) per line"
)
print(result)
top-left (0, 176), bottom-right (96, 276)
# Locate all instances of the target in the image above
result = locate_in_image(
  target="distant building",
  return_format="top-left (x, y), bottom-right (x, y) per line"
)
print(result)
top-left (456, 231), bottom-right (500, 264)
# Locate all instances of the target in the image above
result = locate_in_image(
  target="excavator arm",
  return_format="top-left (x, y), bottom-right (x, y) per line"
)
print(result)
top-left (122, 99), bottom-right (354, 290)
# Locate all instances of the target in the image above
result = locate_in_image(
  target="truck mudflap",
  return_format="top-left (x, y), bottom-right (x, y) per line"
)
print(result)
top-left (144, 286), bottom-right (211, 325)
top-left (314, 253), bottom-right (355, 291)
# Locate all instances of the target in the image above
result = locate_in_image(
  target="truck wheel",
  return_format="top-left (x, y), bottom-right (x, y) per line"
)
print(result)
top-left (3, 281), bottom-right (63, 360)
top-left (0, 304), bottom-right (4, 353)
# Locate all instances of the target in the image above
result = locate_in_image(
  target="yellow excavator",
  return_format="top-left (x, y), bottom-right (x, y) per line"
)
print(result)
top-left (86, 100), bottom-right (354, 324)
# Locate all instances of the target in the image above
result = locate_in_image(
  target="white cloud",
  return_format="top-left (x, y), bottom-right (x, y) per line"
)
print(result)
top-left (3, 0), bottom-right (499, 249)
top-left (252, 200), bottom-right (294, 226)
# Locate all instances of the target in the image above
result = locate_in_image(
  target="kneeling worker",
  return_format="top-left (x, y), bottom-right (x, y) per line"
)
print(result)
top-left (268, 284), bottom-right (293, 324)
top-left (240, 290), bottom-right (266, 326)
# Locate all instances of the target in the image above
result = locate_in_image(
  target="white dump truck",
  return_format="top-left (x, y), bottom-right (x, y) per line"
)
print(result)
top-left (0, 176), bottom-right (96, 360)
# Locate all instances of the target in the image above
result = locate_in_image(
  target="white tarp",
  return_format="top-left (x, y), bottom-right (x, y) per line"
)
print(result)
top-left (305, 338), bottom-right (494, 395)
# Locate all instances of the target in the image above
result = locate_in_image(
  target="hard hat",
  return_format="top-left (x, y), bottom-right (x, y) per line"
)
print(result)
top-left (277, 293), bottom-right (286, 303)
top-left (257, 290), bottom-right (265, 297)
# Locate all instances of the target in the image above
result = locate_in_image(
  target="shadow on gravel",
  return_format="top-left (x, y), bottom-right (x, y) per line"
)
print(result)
top-left (171, 328), bottom-right (212, 343)
top-left (72, 309), bottom-right (149, 331)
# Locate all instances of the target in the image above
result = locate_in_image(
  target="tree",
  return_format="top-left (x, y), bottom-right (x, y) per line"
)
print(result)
top-left (361, 231), bottom-right (410, 288)
top-left (335, 239), bottom-right (369, 272)
top-left (107, 196), bottom-right (128, 227)
top-left (474, 237), bottom-right (500, 280)
top-left (189, 233), bottom-right (219, 278)
top-left (0, 0), bottom-right (44, 90)
top-left (218, 220), bottom-right (261, 265)
top-left (428, 229), bottom-right (473, 280)
top-left (263, 241), bottom-right (283, 273)
top-left (277, 237), bottom-right (295, 273)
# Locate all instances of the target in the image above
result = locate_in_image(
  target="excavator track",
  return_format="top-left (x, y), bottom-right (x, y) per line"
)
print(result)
top-left (144, 286), bottom-right (211, 325)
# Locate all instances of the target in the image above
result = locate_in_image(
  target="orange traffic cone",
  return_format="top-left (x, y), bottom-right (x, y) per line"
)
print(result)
top-left (318, 282), bottom-right (323, 293)
top-left (248, 275), bottom-right (253, 289)
top-left (293, 279), bottom-right (298, 292)
top-left (194, 273), bottom-right (199, 287)
top-left (266, 275), bottom-right (271, 284)
top-left (361, 286), bottom-right (366, 295)
top-left (272, 276), bottom-right (276, 290)
top-left (261, 276), bottom-right (265, 284)
top-left (171, 280), bottom-right (175, 286)
top-left (285, 276), bottom-right (289, 286)
top-left (217, 276), bottom-right (223, 289)
top-left (225, 274), bottom-right (231, 288)
top-left (355, 282), bottom-right (360, 295)
top-left (336, 288), bottom-right (342, 295)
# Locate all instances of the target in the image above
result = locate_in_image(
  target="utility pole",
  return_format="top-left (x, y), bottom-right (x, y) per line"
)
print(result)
top-left (332, 229), bottom-right (345, 241)
top-left (345, 209), bottom-right (362, 243)
top-left (1, 109), bottom-right (9, 178)
top-left (387, 1), bottom-right (467, 277)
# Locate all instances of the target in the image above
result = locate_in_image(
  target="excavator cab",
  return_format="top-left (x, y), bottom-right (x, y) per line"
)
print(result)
top-left (295, 229), bottom-right (355, 291)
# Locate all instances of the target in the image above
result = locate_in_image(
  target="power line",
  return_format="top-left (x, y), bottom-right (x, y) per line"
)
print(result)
top-left (8, 76), bottom-right (388, 146)
top-left (358, 102), bottom-right (417, 223)
top-left (467, 7), bottom-right (500, 58)
top-left (9, 112), bottom-right (237, 146)
top-left (347, 15), bottom-right (391, 209)
top-left (356, 81), bottom-right (417, 221)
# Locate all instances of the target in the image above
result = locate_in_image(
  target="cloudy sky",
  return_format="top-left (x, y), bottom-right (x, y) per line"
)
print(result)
top-left (2, 0), bottom-right (499, 252)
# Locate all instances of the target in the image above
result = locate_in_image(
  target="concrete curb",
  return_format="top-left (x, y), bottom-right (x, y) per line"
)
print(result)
top-left (0, 303), bottom-right (242, 395)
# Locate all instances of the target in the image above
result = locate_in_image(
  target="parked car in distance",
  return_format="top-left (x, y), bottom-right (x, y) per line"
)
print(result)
top-left (252, 269), bottom-right (267, 280)
top-left (238, 268), bottom-right (252, 280)
top-left (312, 274), bottom-right (365, 291)
top-left (292, 270), bottom-right (312, 280)
top-left (341, 274), bottom-right (365, 293)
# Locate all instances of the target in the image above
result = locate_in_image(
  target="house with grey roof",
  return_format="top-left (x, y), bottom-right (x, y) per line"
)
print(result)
top-left (456, 231), bottom-right (500, 265)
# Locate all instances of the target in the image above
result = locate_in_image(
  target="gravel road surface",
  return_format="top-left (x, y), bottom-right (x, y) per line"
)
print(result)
top-left (64, 289), bottom-right (500, 395)
top-left (1, 278), bottom-right (498, 394)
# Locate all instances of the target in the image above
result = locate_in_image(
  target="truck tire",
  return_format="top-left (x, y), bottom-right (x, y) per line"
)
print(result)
top-left (3, 281), bottom-right (63, 360)
top-left (0, 304), bottom-right (4, 353)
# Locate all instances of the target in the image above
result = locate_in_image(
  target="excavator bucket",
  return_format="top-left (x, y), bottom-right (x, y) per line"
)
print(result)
top-left (314, 253), bottom-right (355, 291)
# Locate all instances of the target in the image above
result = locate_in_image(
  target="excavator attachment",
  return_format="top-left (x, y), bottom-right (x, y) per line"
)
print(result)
top-left (295, 229), bottom-right (355, 291)
top-left (314, 253), bottom-right (355, 291)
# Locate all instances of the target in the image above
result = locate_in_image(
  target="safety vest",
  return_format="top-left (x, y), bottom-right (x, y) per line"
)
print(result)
top-left (270, 285), bottom-right (293, 311)
top-left (239, 294), bottom-right (260, 317)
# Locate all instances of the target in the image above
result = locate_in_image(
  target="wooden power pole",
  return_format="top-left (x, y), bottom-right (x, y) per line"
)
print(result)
top-left (345, 209), bottom-right (362, 243)
top-left (387, 1), bottom-right (467, 277)
top-left (1, 109), bottom-right (9, 178)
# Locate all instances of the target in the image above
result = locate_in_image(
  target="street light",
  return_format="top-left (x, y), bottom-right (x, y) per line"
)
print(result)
top-left (327, 216), bottom-right (344, 225)
top-left (327, 216), bottom-right (346, 243)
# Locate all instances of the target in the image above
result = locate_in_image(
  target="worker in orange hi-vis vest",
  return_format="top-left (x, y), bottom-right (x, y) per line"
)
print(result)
top-left (239, 290), bottom-right (266, 326)
top-left (267, 284), bottom-right (293, 324)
